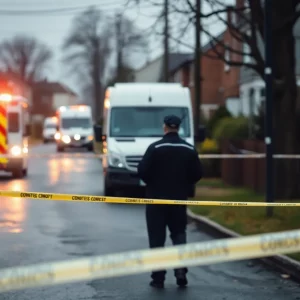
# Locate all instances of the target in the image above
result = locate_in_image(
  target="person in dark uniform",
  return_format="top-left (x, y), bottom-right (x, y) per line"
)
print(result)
top-left (137, 115), bottom-right (203, 289)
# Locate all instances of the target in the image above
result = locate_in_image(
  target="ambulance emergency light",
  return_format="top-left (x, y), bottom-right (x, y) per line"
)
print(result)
top-left (58, 105), bottom-right (88, 112)
top-left (0, 93), bottom-right (12, 101)
top-left (104, 89), bottom-right (110, 109)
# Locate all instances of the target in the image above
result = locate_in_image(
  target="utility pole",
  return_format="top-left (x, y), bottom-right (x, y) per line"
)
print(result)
top-left (264, 0), bottom-right (274, 217)
top-left (163, 0), bottom-right (169, 82)
top-left (116, 12), bottom-right (122, 82)
top-left (194, 0), bottom-right (201, 136)
top-left (249, 88), bottom-right (254, 138)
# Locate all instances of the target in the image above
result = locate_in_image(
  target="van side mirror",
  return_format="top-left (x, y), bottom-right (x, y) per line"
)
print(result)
top-left (93, 125), bottom-right (103, 143)
top-left (195, 125), bottom-right (206, 143)
top-left (56, 125), bottom-right (59, 131)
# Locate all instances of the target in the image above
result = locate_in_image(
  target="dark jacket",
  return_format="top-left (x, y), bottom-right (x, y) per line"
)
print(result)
top-left (137, 132), bottom-right (202, 200)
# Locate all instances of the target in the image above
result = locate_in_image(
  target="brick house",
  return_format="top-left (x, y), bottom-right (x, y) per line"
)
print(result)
top-left (169, 39), bottom-right (226, 119)
top-left (171, 17), bottom-right (242, 119)
top-left (133, 4), bottom-right (242, 120)
top-left (31, 79), bottom-right (78, 120)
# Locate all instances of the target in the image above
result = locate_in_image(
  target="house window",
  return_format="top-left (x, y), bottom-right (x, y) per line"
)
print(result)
top-left (259, 87), bottom-right (266, 113)
top-left (243, 42), bottom-right (252, 63)
top-left (249, 88), bottom-right (255, 117)
top-left (224, 48), bottom-right (230, 72)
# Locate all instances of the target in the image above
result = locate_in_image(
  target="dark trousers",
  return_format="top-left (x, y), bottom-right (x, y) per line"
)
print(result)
top-left (146, 204), bottom-right (188, 281)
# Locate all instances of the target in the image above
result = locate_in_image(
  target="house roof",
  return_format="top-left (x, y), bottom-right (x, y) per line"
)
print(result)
top-left (203, 31), bottom-right (225, 53)
top-left (158, 52), bottom-right (194, 81)
top-left (33, 80), bottom-right (77, 96)
top-left (134, 52), bottom-right (194, 82)
top-left (170, 31), bottom-right (226, 74)
top-left (135, 32), bottom-right (226, 81)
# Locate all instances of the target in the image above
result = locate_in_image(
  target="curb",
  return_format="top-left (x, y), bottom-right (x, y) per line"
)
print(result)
top-left (187, 209), bottom-right (300, 283)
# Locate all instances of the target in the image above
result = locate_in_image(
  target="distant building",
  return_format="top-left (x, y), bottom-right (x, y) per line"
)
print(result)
top-left (134, 41), bottom-right (241, 120)
top-left (170, 29), bottom-right (241, 119)
top-left (31, 79), bottom-right (78, 120)
top-left (134, 52), bottom-right (193, 83)
top-left (238, 4), bottom-right (300, 117)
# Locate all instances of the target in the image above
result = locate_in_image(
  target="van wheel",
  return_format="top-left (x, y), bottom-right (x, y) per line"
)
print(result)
top-left (43, 139), bottom-right (48, 144)
top-left (57, 146), bottom-right (64, 152)
top-left (12, 168), bottom-right (23, 179)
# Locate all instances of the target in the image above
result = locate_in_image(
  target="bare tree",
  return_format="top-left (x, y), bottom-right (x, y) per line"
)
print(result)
top-left (0, 35), bottom-right (52, 84)
top-left (191, 0), bottom-right (300, 199)
top-left (62, 6), bottom-right (112, 120)
top-left (133, 0), bottom-right (300, 199)
top-left (113, 14), bottom-right (148, 82)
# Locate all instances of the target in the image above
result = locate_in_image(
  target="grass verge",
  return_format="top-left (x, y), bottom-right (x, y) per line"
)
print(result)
top-left (190, 178), bottom-right (300, 261)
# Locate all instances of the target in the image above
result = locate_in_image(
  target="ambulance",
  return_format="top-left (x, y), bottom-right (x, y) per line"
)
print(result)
top-left (94, 83), bottom-right (205, 197)
top-left (0, 93), bottom-right (30, 178)
top-left (42, 116), bottom-right (57, 143)
top-left (55, 105), bottom-right (94, 152)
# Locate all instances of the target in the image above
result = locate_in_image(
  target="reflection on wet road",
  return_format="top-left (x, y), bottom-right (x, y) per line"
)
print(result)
top-left (0, 172), bottom-right (29, 234)
top-left (0, 144), bottom-right (299, 300)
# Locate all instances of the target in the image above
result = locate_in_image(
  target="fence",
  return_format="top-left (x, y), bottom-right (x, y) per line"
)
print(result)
top-left (220, 139), bottom-right (266, 193)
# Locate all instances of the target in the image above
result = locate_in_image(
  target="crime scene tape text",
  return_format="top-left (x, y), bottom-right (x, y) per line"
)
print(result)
top-left (1, 190), bottom-right (300, 206)
top-left (1, 229), bottom-right (300, 292)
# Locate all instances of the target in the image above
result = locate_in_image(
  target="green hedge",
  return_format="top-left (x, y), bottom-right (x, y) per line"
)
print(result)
top-left (199, 138), bottom-right (221, 178)
top-left (213, 117), bottom-right (249, 141)
top-left (206, 105), bottom-right (232, 137)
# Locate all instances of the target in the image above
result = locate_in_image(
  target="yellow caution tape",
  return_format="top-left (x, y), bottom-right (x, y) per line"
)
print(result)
top-left (1, 228), bottom-right (300, 292)
top-left (0, 190), bottom-right (300, 206)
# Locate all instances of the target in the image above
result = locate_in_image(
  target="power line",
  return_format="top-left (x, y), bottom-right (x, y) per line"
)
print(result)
top-left (0, 4), bottom-right (154, 17)
top-left (0, 0), bottom-right (122, 5)
top-left (0, 2), bottom-right (124, 15)
top-left (0, 0), bottom-right (123, 6)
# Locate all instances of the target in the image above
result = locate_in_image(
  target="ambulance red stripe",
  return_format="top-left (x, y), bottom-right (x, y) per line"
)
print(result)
top-left (0, 103), bottom-right (7, 156)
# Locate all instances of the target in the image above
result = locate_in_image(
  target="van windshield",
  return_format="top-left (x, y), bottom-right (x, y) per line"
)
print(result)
top-left (61, 118), bottom-right (91, 129)
top-left (110, 107), bottom-right (190, 137)
top-left (45, 124), bottom-right (56, 129)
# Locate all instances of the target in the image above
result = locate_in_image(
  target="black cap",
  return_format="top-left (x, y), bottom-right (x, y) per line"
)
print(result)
top-left (164, 115), bottom-right (181, 129)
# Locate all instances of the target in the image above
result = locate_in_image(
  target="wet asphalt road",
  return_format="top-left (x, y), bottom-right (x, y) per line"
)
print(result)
top-left (0, 144), bottom-right (299, 300)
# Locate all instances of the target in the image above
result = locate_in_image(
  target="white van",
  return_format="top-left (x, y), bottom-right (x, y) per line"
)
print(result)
top-left (55, 105), bottom-right (94, 152)
top-left (96, 83), bottom-right (200, 196)
top-left (43, 117), bottom-right (57, 143)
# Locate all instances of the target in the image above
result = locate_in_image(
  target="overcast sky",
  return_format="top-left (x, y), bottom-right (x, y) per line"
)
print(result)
top-left (0, 0), bottom-right (232, 96)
